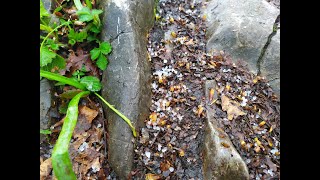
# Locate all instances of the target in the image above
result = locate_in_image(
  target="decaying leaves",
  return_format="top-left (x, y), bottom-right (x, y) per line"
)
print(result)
top-left (221, 95), bottom-right (246, 120)
top-left (40, 158), bottom-right (52, 180)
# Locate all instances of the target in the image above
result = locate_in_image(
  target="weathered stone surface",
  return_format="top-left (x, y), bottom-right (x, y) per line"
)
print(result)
top-left (203, 80), bottom-right (249, 180)
top-left (204, 0), bottom-right (279, 75)
top-left (40, 79), bottom-right (52, 142)
top-left (260, 31), bottom-right (280, 97)
top-left (41, 0), bottom-right (52, 12)
top-left (99, 0), bottom-right (154, 178)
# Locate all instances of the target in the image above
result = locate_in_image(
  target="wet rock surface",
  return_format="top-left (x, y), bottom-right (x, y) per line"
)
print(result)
top-left (99, 0), bottom-right (154, 178)
top-left (204, 0), bottom-right (280, 96)
top-left (203, 80), bottom-right (249, 180)
top-left (260, 31), bottom-right (280, 97)
top-left (40, 79), bottom-right (53, 143)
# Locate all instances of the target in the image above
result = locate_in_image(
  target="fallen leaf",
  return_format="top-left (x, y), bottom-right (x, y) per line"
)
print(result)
top-left (79, 106), bottom-right (98, 124)
top-left (259, 121), bottom-right (266, 127)
top-left (179, 149), bottom-right (185, 157)
top-left (197, 105), bottom-right (204, 117)
top-left (169, 17), bottom-right (174, 23)
top-left (221, 142), bottom-right (230, 148)
top-left (160, 161), bottom-right (171, 171)
top-left (209, 88), bottom-right (215, 102)
top-left (221, 95), bottom-right (246, 120)
top-left (90, 157), bottom-right (101, 173)
top-left (145, 173), bottom-right (161, 180)
top-left (171, 31), bottom-right (177, 38)
top-left (73, 106), bottom-right (98, 137)
top-left (149, 112), bottom-right (157, 123)
top-left (40, 158), bottom-right (52, 180)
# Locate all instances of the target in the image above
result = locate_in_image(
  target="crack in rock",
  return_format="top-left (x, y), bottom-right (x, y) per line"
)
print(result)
top-left (110, 31), bottom-right (133, 43)
top-left (257, 14), bottom-right (280, 75)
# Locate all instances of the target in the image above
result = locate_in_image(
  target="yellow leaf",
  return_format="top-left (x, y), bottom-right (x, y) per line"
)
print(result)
top-left (202, 14), bottom-right (207, 21)
top-left (268, 139), bottom-right (273, 147)
top-left (209, 88), bottom-right (215, 102)
top-left (259, 121), bottom-right (266, 127)
top-left (171, 31), bottom-right (177, 38)
top-left (155, 15), bottom-right (161, 21)
top-left (240, 140), bottom-right (246, 147)
top-left (170, 86), bottom-right (174, 92)
top-left (197, 105), bottom-right (204, 117)
top-left (254, 137), bottom-right (262, 146)
top-left (269, 126), bottom-right (273, 133)
top-left (159, 119), bottom-right (166, 126)
top-left (149, 112), bottom-right (157, 123)
top-left (226, 84), bottom-right (231, 91)
top-left (169, 17), bottom-right (174, 23)
top-left (145, 173), bottom-right (161, 180)
top-left (179, 149), bottom-right (185, 157)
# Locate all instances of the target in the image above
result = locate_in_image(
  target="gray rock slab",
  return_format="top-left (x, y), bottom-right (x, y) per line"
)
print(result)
top-left (99, 0), bottom-right (154, 178)
top-left (41, 0), bottom-right (52, 12)
top-left (203, 80), bottom-right (249, 180)
top-left (40, 79), bottom-right (53, 142)
top-left (260, 31), bottom-right (280, 97)
top-left (204, 0), bottom-right (279, 75)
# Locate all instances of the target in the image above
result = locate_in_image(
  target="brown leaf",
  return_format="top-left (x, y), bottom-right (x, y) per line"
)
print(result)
top-left (73, 106), bottom-right (98, 137)
top-left (221, 142), bottom-right (230, 148)
top-left (79, 106), bottom-right (98, 124)
top-left (62, 48), bottom-right (99, 77)
top-left (40, 158), bottom-right (52, 180)
top-left (221, 95), bottom-right (246, 120)
top-left (160, 161), bottom-right (171, 171)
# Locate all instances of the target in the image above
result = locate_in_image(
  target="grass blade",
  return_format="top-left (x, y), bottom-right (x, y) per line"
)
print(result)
top-left (52, 91), bottom-right (90, 180)
top-left (94, 92), bottom-right (137, 137)
top-left (40, 70), bottom-right (86, 90)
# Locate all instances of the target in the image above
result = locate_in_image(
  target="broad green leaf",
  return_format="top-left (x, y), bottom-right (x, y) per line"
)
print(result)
top-left (46, 39), bottom-right (59, 50)
top-left (90, 24), bottom-right (101, 33)
top-left (52, 91), bottom-right (90, 180)
top-left (80, 76), bottom-right (101, 92)
top-left (68, 29), bottom-right (88, 45)
top-left (100, 42), bottom-right (112, 55)
top-left (77, 7), bottom-right (94, 22)
top-left (40, 46), bottom-right (56, 67)
top-left (91, 9), bottom-right (103, 16)
top-left (40, 129), bottom-right (52, 135)
top-left (40, 0), bottom-right (50, 18)
top-left (41, 54), bottom-right (66, 72)
top-left (60, 90), bottom-right (83, 99)
top-left (90, 48), bottom-right (100, 60)
top-left (96, 55), bottom-right (108, 70)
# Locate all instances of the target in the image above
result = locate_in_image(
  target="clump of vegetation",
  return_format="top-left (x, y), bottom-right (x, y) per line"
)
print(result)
top-left (40, 0), bottom-right (136, 179)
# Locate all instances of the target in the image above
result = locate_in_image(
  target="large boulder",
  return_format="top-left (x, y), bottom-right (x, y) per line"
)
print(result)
top-left (204, 0), bottom-right (280, 96)
top-left (203, 80), bottom-right (249, 180)
top-left (98, 0), bottom-right (154, 178)
top-left (260, 31), bottom-right (280, 96)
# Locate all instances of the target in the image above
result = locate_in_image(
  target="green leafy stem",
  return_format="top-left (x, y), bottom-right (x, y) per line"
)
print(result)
top-left (52, 91), bottom-right (90, 180)
top-left (40, 70), bottom-right (137, 137)
top-left (40, 21), bottom-right (71, 53)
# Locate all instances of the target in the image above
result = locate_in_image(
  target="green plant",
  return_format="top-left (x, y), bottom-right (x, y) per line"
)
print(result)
top-left (40, 1), bottom-right (136, 179)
